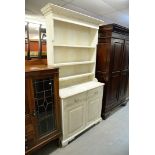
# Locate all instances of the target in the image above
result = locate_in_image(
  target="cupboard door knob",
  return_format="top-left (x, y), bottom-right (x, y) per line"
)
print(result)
top-left (33, 112), bottom-right (36, 116)
top-left (32, 110), bottom-right (36, 117)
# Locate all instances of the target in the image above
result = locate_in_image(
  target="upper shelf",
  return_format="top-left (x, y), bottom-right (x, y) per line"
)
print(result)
top-left (53, 44), bottom-right (96, 48)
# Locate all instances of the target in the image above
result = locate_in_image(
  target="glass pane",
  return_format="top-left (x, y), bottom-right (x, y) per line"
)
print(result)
top-left (33, 77), bottom-right (55, 137)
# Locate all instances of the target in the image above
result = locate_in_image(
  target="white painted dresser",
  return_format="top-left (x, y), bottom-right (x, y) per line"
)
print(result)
top-left (41, 3), bottom-right (104, 146)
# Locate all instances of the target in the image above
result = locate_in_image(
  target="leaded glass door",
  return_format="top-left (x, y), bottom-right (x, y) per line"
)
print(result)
top-left (33, 77), bottom-right (56, 138)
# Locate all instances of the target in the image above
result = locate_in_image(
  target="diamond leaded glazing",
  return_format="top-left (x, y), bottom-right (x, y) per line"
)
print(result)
top-left (33, 78), bottom-right (55, 137)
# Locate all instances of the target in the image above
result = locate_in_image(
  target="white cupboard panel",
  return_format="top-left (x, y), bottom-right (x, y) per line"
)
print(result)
top-left (69, 106), bottom-right (84, 133)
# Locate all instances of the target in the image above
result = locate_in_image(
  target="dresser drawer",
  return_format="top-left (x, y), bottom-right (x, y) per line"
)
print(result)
top-left (63, 92), bottom-right (86, 109)
top-left (87, 86), bottom-right (103, 101)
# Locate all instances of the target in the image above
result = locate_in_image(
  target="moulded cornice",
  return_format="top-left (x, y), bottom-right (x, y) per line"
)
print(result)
top-left (41, 3), bottom-right (104, 26)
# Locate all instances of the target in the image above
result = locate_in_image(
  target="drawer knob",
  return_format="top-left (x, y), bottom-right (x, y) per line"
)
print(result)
top-left (74, 99), bottom-right (79, 103)
top-left (94, 91), bottom-right (98, 95)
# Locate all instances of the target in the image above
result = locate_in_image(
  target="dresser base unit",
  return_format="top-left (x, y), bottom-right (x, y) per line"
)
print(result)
top-left (59, 81), bottom-right (104, 146)
top-left (96, 24), bottom-right (129, 119)
top-left (61, 118), bottom-right (102, 146)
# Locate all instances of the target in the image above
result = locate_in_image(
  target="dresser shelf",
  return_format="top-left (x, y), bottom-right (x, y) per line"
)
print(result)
top-left (53, 61), bottom-right (95, 67)
top-left (59, 72), bottom-right (94, 82)
top-left (53, 44), bottom-right (96, 48)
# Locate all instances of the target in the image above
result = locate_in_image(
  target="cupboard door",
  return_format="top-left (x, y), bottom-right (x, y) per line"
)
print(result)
top-left (106, 73), bottom-right (120, 107)
top-left (122, 40), bottom-right (129, 70)
top-left (63, 93), bottom-right (86, 139)
top-left (119, 71), bottom-right (129, 102)
top-left (111, 39), bottom-right (124, 72)
top-left (32, 77), bottom-right (56, 139)
top-left (86, 87), bottom-right (103, 125)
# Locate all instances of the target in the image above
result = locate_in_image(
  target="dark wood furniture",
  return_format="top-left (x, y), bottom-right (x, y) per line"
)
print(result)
top-left (25, 59), bottom-right (47, 66)
top-left (25, 66), bottom-right (61, 154)
top-left (96, 24), bottom-right (129, 119)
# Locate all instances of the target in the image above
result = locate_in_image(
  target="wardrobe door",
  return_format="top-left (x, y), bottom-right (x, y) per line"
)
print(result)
top-left (119, 39), bottom-right (129, 102)
top-left (111, 38), bottom-right (124, 73)
top-left (122, 40), bottom-right (129, 71)
top-left (119, 71), bottom-right (129, 102)
top-left (106, 73), bottom-right (120, 108)
top-left (106, 38), bottom-right (124, 107)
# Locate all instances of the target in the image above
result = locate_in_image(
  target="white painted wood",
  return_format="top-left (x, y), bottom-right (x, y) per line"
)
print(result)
top-left (41, 3), bottom-right (104, 87)
top-left (54, 20), bottom-right (98, 46)
top-left (86, 86), bottom-right (103, 126)
top-left (61, 86), bottom-right (103, 145)
top-left (58, 64), bottom-right (94, 78)
top-left (41, 3), bottom-right (105, 146)
top-left (63, 93), bottom-right (86, 139)
top-left (53, 44), bottom-right (96, 48)
top-left (44, 12), bottom-right (54, 65)
top-left (61, 117), bottom-right (102, 147)
top-left (54, 47), bottom-right (95, 64)
top-left (53, 61), bottom-right (95, 67)
top-left (59, 73), bottom-right (94, 81)
top-left (41, 3), bottom-right (104, 28)
top-left (59, 76), bottom-right (93, 89)
top-left (59, 81), bottom-right (104, 99)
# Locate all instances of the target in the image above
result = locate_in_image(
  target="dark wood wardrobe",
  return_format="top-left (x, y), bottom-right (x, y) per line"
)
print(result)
top-left (25, 66), bottom-right (61, 154)
top-left (96, 24), bottom-right (129, 119)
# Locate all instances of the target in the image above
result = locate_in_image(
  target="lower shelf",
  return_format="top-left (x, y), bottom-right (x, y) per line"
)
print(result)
top-left (59, 73), bottom-right (94, 82)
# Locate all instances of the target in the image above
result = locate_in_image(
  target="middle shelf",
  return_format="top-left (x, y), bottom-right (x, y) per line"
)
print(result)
top-left (54, 46), bottom-right (96, 64)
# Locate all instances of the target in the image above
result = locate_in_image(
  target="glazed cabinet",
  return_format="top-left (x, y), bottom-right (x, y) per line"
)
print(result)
top-left (96, 24), bottom-right (129, 119)
top-left (25, 66), bottom-right (61, 154)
